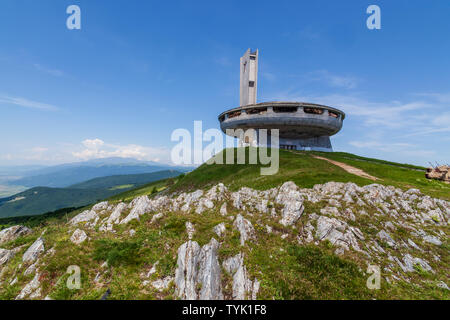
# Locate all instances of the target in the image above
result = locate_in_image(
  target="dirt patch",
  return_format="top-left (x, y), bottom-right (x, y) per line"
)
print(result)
top-left (312, 155), bottom-right (380, 181)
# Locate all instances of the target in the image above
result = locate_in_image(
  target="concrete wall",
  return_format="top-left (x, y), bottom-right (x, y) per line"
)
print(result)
top-left (240, 49), bottom-right (258, 106)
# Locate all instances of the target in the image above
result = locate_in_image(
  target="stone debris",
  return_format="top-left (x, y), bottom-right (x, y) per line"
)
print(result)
top-left (70, 229), bottom-right (87, 245)
top-left (22, 237), bottom-right (45, 263)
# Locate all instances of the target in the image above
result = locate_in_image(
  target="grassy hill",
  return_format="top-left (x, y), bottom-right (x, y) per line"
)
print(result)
top-left (0, 170), bottom-right (182, 218)
top-left (0, 149), bottom-right (448, 301)
top-left (165, 148), bottom-right (449, 200)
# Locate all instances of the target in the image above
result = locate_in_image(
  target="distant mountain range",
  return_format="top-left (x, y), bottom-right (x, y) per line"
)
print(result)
top-left (0, 170), bottom-right (182, 218)
top-left (1, 157), bottom-right (194, 189)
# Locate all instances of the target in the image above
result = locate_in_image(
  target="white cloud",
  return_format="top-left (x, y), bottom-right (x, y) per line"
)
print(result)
top-left (73, 138), bottom-right (171, 163)
top-left (0, 95), bottom-right (59, 111)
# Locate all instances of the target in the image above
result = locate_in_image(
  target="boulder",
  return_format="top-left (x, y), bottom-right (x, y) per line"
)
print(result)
top-left (70, 229), bottom-right (87, 245)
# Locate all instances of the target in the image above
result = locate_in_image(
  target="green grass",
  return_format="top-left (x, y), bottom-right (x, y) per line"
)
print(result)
top-left (167, 148), bottom-right (449, 200)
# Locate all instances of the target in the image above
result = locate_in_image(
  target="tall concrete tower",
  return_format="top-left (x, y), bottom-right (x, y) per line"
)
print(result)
top-left (240, 49), bottom-right (258, 106)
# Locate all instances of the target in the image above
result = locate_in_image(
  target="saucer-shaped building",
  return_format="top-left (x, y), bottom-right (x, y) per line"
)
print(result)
top-left (218, 49), bottom-right (345, 152)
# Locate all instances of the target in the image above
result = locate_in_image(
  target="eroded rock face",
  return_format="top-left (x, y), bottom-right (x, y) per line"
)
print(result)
top-left (175, 240), bottom-right (201, 300)
top-left (0, 225), bottom-right (32, 245)
top-left (233, 214), bottom-right (256, 246)
top-left (70, 229), bottom-right (87, 245)
top-left (223, 253), bottom-right (259, 300)
top-left (22, 237), bottom-right (44, 263)
top-left (174, 238), bottom-right (223, 300)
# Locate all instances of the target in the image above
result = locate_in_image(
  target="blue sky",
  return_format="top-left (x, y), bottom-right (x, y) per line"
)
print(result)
top-left (0, 0), bottom-right (449, 166)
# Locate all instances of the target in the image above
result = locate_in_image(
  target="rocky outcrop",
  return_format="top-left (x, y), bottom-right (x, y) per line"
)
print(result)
top-left (0, 225), bottom-right (32, 245)
top-left (276, 182), bottom-right (305, 226)
top-left (223, 253), bottom-right (259, 300)
top-left (315, 216), bottom-right (362, 252)
top-left (233, 214), bottom-right (255, 246)
top-left (70, 210), bottom-right (99, 227)
top-left (99, 202), bottom-right (127, 232)
top-left (22, 237), bottom-right (45, 263)
top-left (174, 238), bottom-right (223, 300)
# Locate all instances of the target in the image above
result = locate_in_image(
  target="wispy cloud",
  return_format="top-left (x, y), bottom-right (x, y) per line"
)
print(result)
top-left (0, 95), bottom-right (59, 111)
top-left (309, 70), bottom-right (360, 89)
top-left (34, 63), bottom-right (64, 77)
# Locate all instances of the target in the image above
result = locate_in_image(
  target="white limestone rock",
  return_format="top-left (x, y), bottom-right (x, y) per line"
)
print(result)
top-left (233, 214), bottom-right (256, 246)
top-left (315, 216), bottom-right (361, 252)
top-left (70, 229), bottom-right (87, 245)
top-left (213, 223), bottom-right (226, 237)
top-left (0, 248), bottom-right (15, 266)
top-left (70, 210), bottom-right (99, 227)
top-left (174, 238), bottom-right (223, 300)
top-left (22, 237), bottom-right (44, 263)
top-left (16, 273), bottom-right (40, 300)
top-left (120, 196), bottom-right (151, 224)
top-left (0, 225), bottom-right (32, 245)
top-left (377, 230), bottom-right (396, 248)
top-left (99, 202), bottom-right (127, 231)
top-left (276, 182), bottom-right (304, 226)
top-left (223, 253), bottom-right (259, 300)
top-left (174, 240), bottom-right (201, 300)
top-left (220, 203), bottom-right (228, 216)
top-left (92, 201), bottom-right (109, 212)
